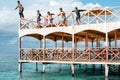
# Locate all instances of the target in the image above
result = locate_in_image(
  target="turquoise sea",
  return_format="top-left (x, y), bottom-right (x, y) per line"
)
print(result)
top-left (1, 53), bottom-right (120, 80)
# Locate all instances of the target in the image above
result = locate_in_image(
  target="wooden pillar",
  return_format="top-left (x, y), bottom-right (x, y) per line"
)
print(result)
top-left (111, 65), bottom-right (115, 73)
top-left (18, 37), bottom-right (21, 60)
top-left (115, 32), bottom-right (117, 47)
top-left (84, 64), bottom-right (88, 72)
top-left (95, 36), bottom-right (99, 71)
top-left (40, 36), bottom-right (42, 48)
top-left (71, 63), bottom-right (74, 77)
top-left (110, 33), bottom-right (116, 73)
top-left (85, 32), bottom-right (88, 48)
top-left (91, 37), bottom-right (94, 48)
top-left (36, 36), bottom-right (42, 72)
top-left (61, 33), bottom-right (64, 70)
top-left (91, 37), bottom-right (95, 70)
top-left (62, 33), bottom-right (64, 49)
top-left (100, 64), bottom-right (103, 71)
top-left (105, 12), bottom-right (108, 47)
top-left (18, 62), bottom-right (22, 72)
top-left (58, 34), bottom-right (64, 71)
top-left (75, 36), bottom-right (77, 48)
top-left (119, 65), bottom-right (120, 74)
top-left (105, 64), bottom-right (109, 77)
top-left (105, 20), bottom-right (109, 61)
top-left (113, 32), bottom-right (117, 73)
top-left (18, 37), bottom-right (22, 72)
top-left (42, 36), bottom-right (46, 73)
top-left (36, 62), bottom-right (38, 71)
top-left (116, 31), bottom-right (120, 73)
top-left (72, 34), bottom-right (75, 60)
top-left (85, 32), bottom-right (88, 71)
top-left (96, 36), bottom-right (98, 48)
top-left (98, 40), bottom-right (100, 47)
top-left (58, 63), bottom-right (62, 71)
top-left (92, 62), bottom-right (95, 70)
top-left (105, 77), bottom-right (108, 80)
top-left (109, 38), bottom-right (111, 47)
top-left (54, 37), bottom-right (57, 48)
top-left (42, 63), bottom-right (45, 73)
top-left (43, 36), bottom-right (46, 60)
top-left (70, 33), bottom-right (75, 76)
top-left (66, 41), bottom-right (68, 49)
top-left (105, 8), bottom-right (108, 60)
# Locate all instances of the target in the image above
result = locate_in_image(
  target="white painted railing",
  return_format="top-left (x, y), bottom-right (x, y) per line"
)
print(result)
top-left (19, 6), bottom-right (120, 29)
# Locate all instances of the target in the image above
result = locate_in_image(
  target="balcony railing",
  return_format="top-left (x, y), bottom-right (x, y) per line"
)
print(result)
top-left (19, 47), bottom-right (120, 63)
top-left (19, 6), bottom-right (120, 30)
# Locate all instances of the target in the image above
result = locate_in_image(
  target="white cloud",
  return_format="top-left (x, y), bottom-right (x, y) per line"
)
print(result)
top-left (83, 3), bottom-right (102, 9)
top-left (72, 2), bottom-right (83, 7)
top-left (0, 7), bottom-right (18, 32)
top-left (50, 0), bottom-right (59, 7)
top-left (0, 8), bottom-right (17, 21)
top-left (0, 0), bottom-right (102, 33)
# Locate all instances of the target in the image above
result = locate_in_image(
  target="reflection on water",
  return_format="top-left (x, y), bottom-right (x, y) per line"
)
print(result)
top-left (18, 72), bottom-right (110, 80)
top-left (1, 53), bottom-right (120, 80)
top-left (17, 64), bottom-right (120, 80)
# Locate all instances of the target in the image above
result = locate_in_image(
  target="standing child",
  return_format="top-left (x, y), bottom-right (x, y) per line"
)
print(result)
top-left (72, 7), bottom-right (86, 25)
top-left (15, 0), bottom-right (24, 18)
top-left (37, 10), bottom-right (42, 28)
top-left (46, 11), bottom-right (55, 27)
top-left (58, 8), bottom-right (67, 26)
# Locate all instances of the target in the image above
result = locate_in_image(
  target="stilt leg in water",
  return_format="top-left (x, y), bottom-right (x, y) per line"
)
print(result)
top-left (105, 64), bottom-right (109, 77)
top-left (111, 65), bottom-right (115, 73)
top-left (71, 64), bottom-right (74, 77)
top-left (36, 62), bottom-right (38, 71)
top-left (18, 62), bottom-right (22, 72)
top-left (84, 64), bottom-right (88, 72)
top-left (92, 64), bottom-right (95, 71)
top-left (58, 63), bottom-right (62, 71)
top-left (42, 63), bottom-right (45, 73)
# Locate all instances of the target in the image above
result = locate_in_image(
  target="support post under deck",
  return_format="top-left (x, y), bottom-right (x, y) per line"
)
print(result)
top-left (18, 62), bottom-right (22, 72)
top-left (58, 63), bottom-right (62, 71)
top-left (105, 64), bottom-right (109, 77)
top-left (42, 63), bottom-right (45, 73)
top-left (36, 62), bottom-right (38, 71)
top-left (71, 63), bottom-right (74, 76)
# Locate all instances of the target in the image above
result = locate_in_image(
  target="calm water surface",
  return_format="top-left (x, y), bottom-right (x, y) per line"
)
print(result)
top-left (0, 53), bottom-right (120, 80)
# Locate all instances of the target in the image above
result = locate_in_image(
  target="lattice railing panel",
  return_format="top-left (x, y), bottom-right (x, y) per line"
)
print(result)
top-left (19, 47), bottom-right (120, 62)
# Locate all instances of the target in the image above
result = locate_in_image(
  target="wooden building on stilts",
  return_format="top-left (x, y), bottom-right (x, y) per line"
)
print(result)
top-left (18, 7), bottom-right (120, 77)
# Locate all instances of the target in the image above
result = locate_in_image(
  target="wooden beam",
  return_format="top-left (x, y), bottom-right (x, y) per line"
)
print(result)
top-left (85, 32), bottom-right (88, 48)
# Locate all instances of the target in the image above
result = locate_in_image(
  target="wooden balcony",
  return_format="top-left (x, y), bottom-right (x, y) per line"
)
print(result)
top-left (19, 47), bottom-right (120, 64)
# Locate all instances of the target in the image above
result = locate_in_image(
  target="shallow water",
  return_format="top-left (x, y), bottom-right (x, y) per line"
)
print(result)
top-left (0, 53), bottom-right (120, 80)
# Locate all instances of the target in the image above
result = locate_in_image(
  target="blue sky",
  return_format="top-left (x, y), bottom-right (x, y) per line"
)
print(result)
top-left (0, 0), bottom-right (120, 53)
